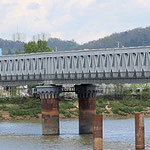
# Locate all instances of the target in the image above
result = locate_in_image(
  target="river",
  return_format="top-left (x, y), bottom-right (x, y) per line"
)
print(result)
top-left (0, 118), bottom-right (150, 150)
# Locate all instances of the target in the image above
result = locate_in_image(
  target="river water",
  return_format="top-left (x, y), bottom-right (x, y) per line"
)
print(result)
top-left (0, 118), bottom-right (150, 150)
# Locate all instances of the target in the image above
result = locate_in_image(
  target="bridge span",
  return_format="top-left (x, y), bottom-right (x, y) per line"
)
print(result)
top-left (2, 46), bottom-right (150, 136)
top-left (0, 46), bottom-right (150, 86)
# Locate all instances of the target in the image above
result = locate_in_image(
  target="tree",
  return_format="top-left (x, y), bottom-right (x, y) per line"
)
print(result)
top-left (15, 49), bottom-right (24, 54)
top-left (37, 40), bottom-right (52, 52)
top-left (24, 40), bottom-right (52, 53)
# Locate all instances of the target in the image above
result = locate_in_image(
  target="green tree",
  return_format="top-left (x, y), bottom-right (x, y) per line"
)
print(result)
top-left (24, 41), bottom-right (38, 53)
top-left (37, 40), bottom-right (52, 52)
top-left (15, 49), bottom-right (24, 54)
top-left (24, 40), bottom-right (52, 53)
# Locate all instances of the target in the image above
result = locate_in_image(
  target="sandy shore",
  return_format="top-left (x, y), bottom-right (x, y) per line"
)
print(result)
top-left (1, 111), bottom-right (150, 121)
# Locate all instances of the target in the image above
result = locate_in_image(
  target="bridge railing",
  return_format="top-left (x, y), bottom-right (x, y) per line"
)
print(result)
top-left (0, 70), bottom-right (150, 82)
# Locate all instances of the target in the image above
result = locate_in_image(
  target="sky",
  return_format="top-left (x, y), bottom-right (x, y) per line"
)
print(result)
top-left (0, 0), bottom-right (150, 44)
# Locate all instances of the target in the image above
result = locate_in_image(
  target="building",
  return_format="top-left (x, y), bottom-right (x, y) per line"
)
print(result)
top-left (33, 33), bottom-right (51, 42)
top-left (12, 33), bottom-right (26, 43)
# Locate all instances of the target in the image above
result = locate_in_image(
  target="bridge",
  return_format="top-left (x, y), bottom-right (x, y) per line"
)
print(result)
top-left (0, 46), bottom-right (150, 86)
top-left (1, 46), bottom-right (150, 136)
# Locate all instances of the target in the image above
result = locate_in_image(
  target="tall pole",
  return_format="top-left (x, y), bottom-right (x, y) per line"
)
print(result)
top-left (135, 112), bottom-right (145, 150)
top-left (93, 114), bottom-right (103, 150)
top-left (117, 41), bottom-right (120, 48)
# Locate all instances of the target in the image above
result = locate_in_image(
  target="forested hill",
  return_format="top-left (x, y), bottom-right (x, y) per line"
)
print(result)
top-left (1, 26), bottom-right (150, 54)
top-left (47, 38), bottom-right (79, 51)
top-left (0, 38), bottom-right (24, 55)
top-left (77, 27), bottom-right (150, 49)
top-left (0, 38), bottom-right (79, 54)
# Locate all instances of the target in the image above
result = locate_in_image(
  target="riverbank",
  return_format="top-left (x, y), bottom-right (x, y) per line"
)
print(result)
top-left (1, 84), bottom-right (150, 121)
top-left (0, 97), bottom-right (150, 121)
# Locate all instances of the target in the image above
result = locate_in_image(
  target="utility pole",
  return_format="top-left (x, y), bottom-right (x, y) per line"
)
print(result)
top-left (117, 41), bottom-right (121, 48)
top-left (55, 46), bottom-right (57, 52)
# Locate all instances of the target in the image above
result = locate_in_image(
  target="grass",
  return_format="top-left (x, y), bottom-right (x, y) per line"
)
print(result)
top-left (0, 97), bottom-right (41, 118)
top-left (95, 85), bottom-right (150, 116)
top-left (96, 97), bottom-right (109, 114)
top-left (1, 84), bottom-right (150, 118)
top-left (59, 99), bottom-right (77, 117)
top-left (59, 103), bottom-right (76, 109)
top-left (0, 97), bottom-right (78, 118)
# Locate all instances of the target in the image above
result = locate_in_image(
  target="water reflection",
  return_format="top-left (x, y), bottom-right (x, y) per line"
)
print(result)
top-left (0, 118), bottom-right (150, 150)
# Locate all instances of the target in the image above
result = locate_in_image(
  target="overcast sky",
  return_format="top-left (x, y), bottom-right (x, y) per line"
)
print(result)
top-left (0, 0), bottom-right (150, 43)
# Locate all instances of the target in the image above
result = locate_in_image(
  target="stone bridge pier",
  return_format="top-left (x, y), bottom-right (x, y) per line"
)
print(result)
top-left (37, 85), bottom-right (62, 135)
top-left (37, 84), bottom-right (99, 135)
top-left (75, 84), bottom-right (100, 134)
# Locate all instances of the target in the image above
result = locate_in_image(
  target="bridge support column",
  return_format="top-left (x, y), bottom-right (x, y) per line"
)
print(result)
top-left (37, 85), bottom-right (62, 135)
top-left (135, 112), bottom-right (145, 150)
top-left (93, 114), bottom-right (103, 150)
top-left (75, 84), bottom-right (99, 134)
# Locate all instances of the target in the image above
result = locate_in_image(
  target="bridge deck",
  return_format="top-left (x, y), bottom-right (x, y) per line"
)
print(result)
top-left (1, 46), bottom-right (150, 86)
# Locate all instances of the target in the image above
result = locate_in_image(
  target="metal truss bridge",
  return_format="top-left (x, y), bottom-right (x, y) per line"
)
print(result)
top-left (1, 46), bottom-right (150, 86)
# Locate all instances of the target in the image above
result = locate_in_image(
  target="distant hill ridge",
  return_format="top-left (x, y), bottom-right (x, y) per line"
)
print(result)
top-left (1, 26), bottom-right (150, 54)
top-left (78, 26), bottom-right (150, 49)
top-left (0, 38), bottom-right (24, 55)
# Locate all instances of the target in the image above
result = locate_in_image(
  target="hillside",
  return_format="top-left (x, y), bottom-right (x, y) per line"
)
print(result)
top-left (47, 38), bottom-right (79, 51)
top-left (78, 27), bottom-right (150, 49)
top-left (0, 38), bottom-right (24, 55)
top-left (1, 26), bottom-right (150, 54)
top-left (0, 38), bottom-right (79, 54)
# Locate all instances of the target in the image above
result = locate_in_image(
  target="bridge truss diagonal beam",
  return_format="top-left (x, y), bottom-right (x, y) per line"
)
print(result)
top-left (1, 46), bottom-right (150, 86)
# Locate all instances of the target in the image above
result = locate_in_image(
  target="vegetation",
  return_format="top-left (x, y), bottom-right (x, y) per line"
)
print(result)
top-left (2, 26), bottom-right (150, 54)
top-left (78, 27), bottom-right (150, 49)
top-left (95, 84), bottom-right (150, 116)
top-left (15, 49), bottom-right (23, 54)
top-left (59, 98), bottom-right (78, 118)
top-left (0, 38), bottom-right (78, 55)
top-left (0, 97), bottom-right (78, 119)
top-left (0, 84), bottom-right (150, 119)
top-left (0, 97), bottom-right (41, 118)
top-left (24, 40), bottom-right (52, 53)
top-left (96, 97), bottom-right (109, 114)
top-left (0, 38), bottom-right (24, 55)
top-left (47, 38), bottom-right (79, 51)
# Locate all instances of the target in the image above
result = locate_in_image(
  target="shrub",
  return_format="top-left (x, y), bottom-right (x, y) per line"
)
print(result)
top-left (117, 111), bottom-right (128, 116)
top-left (59, 103), bottom-right (76, 109)
top-left (96, 103), bottom-right (107, 108)
top-left (0, 98), bottom-right (7, 103)
top-left (96, 107), bottom-right (105, 114)
top-left (121, 100), bottom-right (141, 107)
top-left (134, 106), bottom-right (144, 112)
top-left (59, 109), bottom-right (73, 117)
top-left (0, 104), bottom-right (7, 110)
